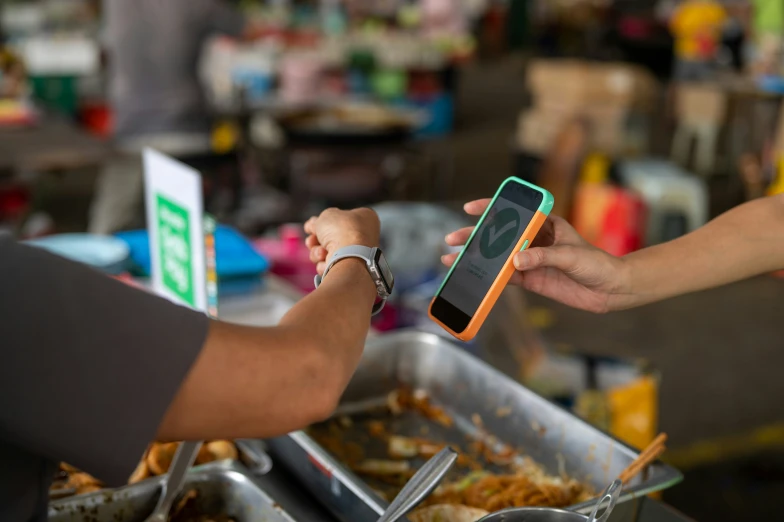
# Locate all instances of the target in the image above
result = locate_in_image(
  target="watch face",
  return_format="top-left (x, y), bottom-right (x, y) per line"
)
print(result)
top-left (375, 249), bottom-right (394, 294)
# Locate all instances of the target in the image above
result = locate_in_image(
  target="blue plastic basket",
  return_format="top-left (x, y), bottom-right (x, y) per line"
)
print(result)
top-left (115, 226), bottom-right (269, 279)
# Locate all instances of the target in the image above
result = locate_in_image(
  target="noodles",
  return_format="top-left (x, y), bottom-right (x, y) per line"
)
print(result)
top-left (425, 473), bottom-right (589, 512)
top-left (309, 387), bottom-right (594, 513)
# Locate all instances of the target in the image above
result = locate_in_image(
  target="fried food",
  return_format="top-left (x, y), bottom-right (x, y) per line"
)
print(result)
top-left (171, 489), bottom-right (199, 519)
top-left (148, 442), bottom-right (180, 475)
top-left (195, 444), bottom-right (215, 466)
top-left (147, 441), bottom-right (239, 474)
top-left (409, 504), bottom-right (489, 522)
top-left (60, 462), bottom-right (80, 474)
top-left (394, 388), bottom-right (453, 427)
top-left (167, 488), bottom-right (236, 522)
top-left (368, 420), bottom-right (387, 437)
top-left (129, 447), bottom-right (151, 484)
top-left (309, 386), bottom-right (594, 514)
top-left (205, 440), bottom-right (239, 461)
top-left (53, 440), bottom-right (241, 500)
top-left (66, 472), bottom-right (103, 495)
top-left (388, 436), bottom-right (418, 458)
top-left (354, 459), bottom-right (411, 476)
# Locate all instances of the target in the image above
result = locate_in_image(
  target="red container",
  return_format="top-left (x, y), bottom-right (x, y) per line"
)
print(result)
top-left (594, 188), bottom-right (647, 257)
top-left (79, 103), bottom-right (113, 137)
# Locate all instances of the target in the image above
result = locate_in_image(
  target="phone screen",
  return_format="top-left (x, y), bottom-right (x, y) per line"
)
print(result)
top-left (433, 181), bottom-right (544, 333)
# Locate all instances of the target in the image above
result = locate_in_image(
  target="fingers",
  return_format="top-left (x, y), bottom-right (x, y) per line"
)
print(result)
top-left (305, 234), bottom-right (320, 249)
top-left (440, 252), bottom-right (459, 267)
top-left (445, 227), bottom-right (474, 247)
top-left (309, 246), bottom-right (328, 264)
top-left (303, 216), bottom-right (317, 235)
top-left (549, 215), bottom-right (587, 246)
top-left (513, 245), bottom-right (577, 273)
top-left (441, 251), bottom-right (526, 287)
top-left (463, 199), bottom-right (491, 216)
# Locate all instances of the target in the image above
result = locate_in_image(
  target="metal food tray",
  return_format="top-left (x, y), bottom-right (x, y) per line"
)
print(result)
top-left (48, 460), bottom-right (296, 522)
top-left (49, 439), bottom-right (272, 502)
top-left (266, 330), bottom-right (682, 522)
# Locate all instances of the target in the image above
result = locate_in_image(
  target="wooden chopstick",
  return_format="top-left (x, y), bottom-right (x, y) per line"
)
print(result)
top-left (618, 433), bottom-right (668, 484)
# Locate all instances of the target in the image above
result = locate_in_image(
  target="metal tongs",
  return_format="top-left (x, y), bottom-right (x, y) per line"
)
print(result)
top-left (376, 446), bottom-right (458, 522)
top-left (143, 441), bottom-right (203, 522)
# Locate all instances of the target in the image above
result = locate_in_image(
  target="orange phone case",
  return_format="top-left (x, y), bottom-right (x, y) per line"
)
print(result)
top-left (428, 205), bottom-right (550, 342)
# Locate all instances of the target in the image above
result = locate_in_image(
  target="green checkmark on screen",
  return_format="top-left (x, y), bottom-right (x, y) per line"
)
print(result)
top-left (479, 207), bottom-right (521, 259)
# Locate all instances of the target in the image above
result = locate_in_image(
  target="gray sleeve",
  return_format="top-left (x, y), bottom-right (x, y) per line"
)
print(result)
top-left (196, 0), bottom-right (247, 38)
top-left (0, 235), bottom-right (209, 486)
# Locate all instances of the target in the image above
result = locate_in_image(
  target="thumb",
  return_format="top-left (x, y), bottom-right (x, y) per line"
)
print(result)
top-left (513, 246), bottom-right (577, 272)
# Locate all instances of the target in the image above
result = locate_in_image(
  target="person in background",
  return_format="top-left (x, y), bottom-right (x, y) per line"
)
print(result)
top-left (88, 0), bottom-right (262, 235)
top-left (668, 0), bottom-right (728, 81)
top-left (1, 207), bottom-right (383, 521)
top-left (442, 194), bottom-right (784, 313)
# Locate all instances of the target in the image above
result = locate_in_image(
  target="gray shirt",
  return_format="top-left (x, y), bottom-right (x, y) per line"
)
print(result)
top-left (0, 235), bottom-right (208, 521)
top-left (104, 0), bottom-right (246, 141)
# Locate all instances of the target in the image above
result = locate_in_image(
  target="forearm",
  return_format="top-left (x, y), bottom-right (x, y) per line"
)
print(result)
top-left (158, 259), bottom-right (375, 440)
top-left (278, 258), bottom-right (376, 388)
top-left (617, 194), bottom-right (784, 309)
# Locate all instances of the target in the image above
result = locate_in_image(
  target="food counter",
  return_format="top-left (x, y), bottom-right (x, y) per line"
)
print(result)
top-left (48, 276), bottom-right (692, 522)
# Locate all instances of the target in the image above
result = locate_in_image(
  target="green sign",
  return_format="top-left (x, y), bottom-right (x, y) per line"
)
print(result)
top-left (480, 207), bottom-right (521, 259)
top-left (156, 194), bottom-right (194, 307)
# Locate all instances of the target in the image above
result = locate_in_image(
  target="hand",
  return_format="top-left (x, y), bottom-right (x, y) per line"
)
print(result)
top-left (305, 208), bottom-right (380, 274)
top-left (442, 199), bottom-right (632, 313)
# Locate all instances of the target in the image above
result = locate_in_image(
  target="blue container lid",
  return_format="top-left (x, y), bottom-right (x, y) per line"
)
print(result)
top-left (115, 226), bottom-right (269, 279)
top-left (25, 234), bottom-right (131, 274)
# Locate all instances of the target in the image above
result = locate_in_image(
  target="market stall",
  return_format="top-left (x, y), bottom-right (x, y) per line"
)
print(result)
top-left (43, 273), bottom-right (690, 522)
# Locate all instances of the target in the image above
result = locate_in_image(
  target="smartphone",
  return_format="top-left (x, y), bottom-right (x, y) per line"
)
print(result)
top-left (428, 177), bottom-right (554, 341)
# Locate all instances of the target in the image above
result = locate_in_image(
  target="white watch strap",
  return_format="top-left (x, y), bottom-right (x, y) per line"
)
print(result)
top-left (313, 246), bottom-right (386, 315)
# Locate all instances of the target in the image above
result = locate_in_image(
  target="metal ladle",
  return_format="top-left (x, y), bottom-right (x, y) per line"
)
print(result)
top-left (376, 446), bottom-right (459, 522)
top-left (586, 479), bottom-right (622, 522)
top-left (476, 479), bottom-right (623, 522)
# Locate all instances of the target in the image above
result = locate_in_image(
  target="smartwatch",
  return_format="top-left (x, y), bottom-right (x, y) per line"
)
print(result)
top-left (314, 246), bottom-right (394, 315)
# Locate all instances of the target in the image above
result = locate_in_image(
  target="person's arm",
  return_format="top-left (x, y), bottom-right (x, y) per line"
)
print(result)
top-left (618, 193), bottom-right (784, 309)
top-left (443, 194), bottom-right (784, 314)
top-left (162, 207), bottom-right (379, 441)
top-left (0, 208), bottom-right (379, 485)
top-left (158, 256), bottom-right (376, 441)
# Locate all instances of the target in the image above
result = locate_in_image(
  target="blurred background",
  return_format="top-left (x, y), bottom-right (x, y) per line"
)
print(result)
top-left (3, 1), bottom-right (784, 520)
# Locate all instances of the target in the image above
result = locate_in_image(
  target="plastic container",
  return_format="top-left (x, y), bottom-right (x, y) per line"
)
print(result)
top-left (253, 225), bottom-right (318, 294)
top-left (399, 93), bottom-right (453, 137)
top-left (115, 226), bottom-right (269, 279)
top-left (26, 234), bottom-right (130, 274)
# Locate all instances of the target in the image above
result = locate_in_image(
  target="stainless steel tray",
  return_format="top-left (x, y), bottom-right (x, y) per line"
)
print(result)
top-left (48, 460), bottom-right (296, 522)
top-left (266, 330), bottom-right (682, 522)
top-left (49, 440), bottom-right (272, 501)
top-left (218, 276), bottom-right (302, 327)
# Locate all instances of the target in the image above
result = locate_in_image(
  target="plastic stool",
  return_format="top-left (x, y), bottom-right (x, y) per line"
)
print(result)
top-left (618, 159), bottom-right (709, 245)
top-left (671, 84), bottom-right (727, 176)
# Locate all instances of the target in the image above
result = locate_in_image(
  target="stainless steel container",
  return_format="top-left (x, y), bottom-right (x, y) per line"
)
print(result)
top-left (478, 507), bottom-right (604, 522)
top-left (266, 330), bottom-right (682, 522)
top-left (48, 460), bottom-right (296, 522)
